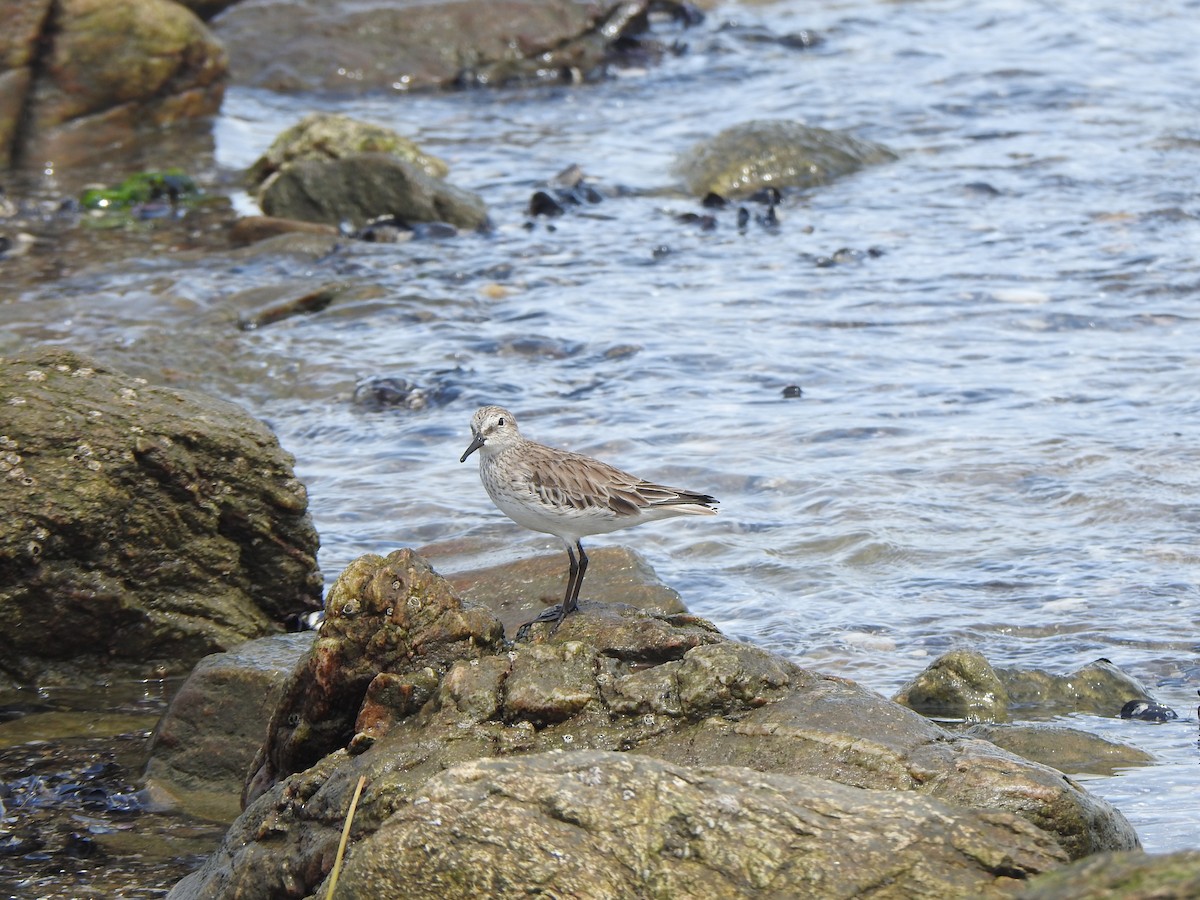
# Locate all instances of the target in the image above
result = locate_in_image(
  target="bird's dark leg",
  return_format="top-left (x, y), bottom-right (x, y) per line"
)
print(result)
top-left (514, 539), bottom-right (586, 641)
top-left (562, 540), bottom-right (587, 618)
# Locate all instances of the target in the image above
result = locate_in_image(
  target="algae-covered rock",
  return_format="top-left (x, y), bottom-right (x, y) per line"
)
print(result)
top-left (896, 652), bottom-right (1163, 723)
top-left (675, 119), bottom-right (897, 198)
top-left (330, 750), bottom-right (1069, 900)
top-left (0, 350), bottom-right (321, 687)
top-left (246, 113), bottom-right (449, 191)
top-left (997, 658), bottom-right (1157, 718)
top-left (893, 648), bottom-right (1012, 723)
top-left (1017, 849), bottom-right (1200, 900)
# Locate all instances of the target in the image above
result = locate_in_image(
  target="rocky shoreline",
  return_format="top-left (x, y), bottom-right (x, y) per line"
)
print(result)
top-left (3, 1), bottom-right (1199, 897)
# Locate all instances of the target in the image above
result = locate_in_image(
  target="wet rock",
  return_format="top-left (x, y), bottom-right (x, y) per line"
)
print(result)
top-left (1016, 849), bottom-right (1200, 900)
top-left (0, 735), bottom-right (176, 891)
top-left (331, 750), bottom-right (1069, 900)
top-left (171, 548), bottom-right (1138, 899)
top-left (143, 632), bottom-right (317, 823)
top-left (242, 549), bottom-right (505, 806)
top-left (893, 649), bottom-right (1012, 723)
top-left (525, 164), bottom-right (607, 219)
top-left (674, 119), bottom-right (897, 198)
top-left (348, 216), bottom-right (460, 242)
top-left (0, 350), bottom-right (322, 688)
top-left (228, 215), bottom-right (339, 246)
top-left (964, 724), bottom-right (1156, 776)
top-left (998, 658), bottom-right (1158, 719)
top-left (245, 113), bottom-right (449, 192)
top-left (257, 153), bottom-right (489, 231)
top-left (350, 373), bottom-right (461, 412)
top-left (214, 0), bottom-right (698, 94)
top-left (895, 651), bottom-right (1162, 722)
top-left (4, 0), bottom-right (226, 169)
top-left (230, 282), bottom-right (345, 331)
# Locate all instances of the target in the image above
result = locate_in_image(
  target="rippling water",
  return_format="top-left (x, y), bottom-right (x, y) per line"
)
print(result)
top-left (5, 0), bottom-right (1200, 857)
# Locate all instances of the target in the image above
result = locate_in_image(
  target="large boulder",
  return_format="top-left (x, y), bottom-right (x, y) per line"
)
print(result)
top-left (332, 750), bottom-right (1069, 899)
top-left (2, 0), bottom-right (226, 169)
top-left (169, 549), bottom-right (1138, 900)
top-left (0, 350), bottom-right (322, 688)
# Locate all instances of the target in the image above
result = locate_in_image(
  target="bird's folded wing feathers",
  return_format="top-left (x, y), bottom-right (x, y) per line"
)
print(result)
top-left (528, 448), bottom-right (715, 516)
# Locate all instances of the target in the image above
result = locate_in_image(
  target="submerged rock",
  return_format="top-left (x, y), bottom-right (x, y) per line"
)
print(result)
top-left (0, 350), bottom-right (322, 688)
top-left (998, 658), bottom-right (1160, 718)
top-left (964, 724), bottom-right (1156, 776)
top-left (895, 650), bottom-right (1163, 722)
top-left (675, 119), bottom-right (897, 198)
top-left (170, 549), bottom-right (1138, 899)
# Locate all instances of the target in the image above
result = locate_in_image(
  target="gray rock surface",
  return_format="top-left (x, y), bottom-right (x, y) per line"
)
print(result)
top-left (144, 632), bottom-right (318, 822)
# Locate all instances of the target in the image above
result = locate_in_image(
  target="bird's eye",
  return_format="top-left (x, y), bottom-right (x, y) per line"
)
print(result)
top-left (497, 418), bottom-right (505, 427)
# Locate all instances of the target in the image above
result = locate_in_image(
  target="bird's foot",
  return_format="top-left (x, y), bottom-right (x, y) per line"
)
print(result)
top-left (514, 603), bottom-right (569, 642)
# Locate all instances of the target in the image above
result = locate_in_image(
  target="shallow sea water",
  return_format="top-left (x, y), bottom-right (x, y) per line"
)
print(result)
top-left (4, 0), bottom-right (1200, 866)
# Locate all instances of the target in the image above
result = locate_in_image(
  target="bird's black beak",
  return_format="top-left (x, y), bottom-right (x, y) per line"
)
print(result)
top-left (460, 433), bottom-right (485, 463)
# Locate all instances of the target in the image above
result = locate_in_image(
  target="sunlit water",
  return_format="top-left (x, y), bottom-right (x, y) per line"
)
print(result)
top-left (4, 0), bottom-right (1199, 859)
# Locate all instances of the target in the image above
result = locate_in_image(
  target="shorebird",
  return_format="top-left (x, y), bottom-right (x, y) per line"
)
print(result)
top-left (460, 405), bottom-right (718, 636)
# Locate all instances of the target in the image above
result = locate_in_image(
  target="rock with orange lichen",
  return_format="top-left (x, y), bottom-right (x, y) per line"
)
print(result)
top-left (241, 548), bottom-right (504, 806)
